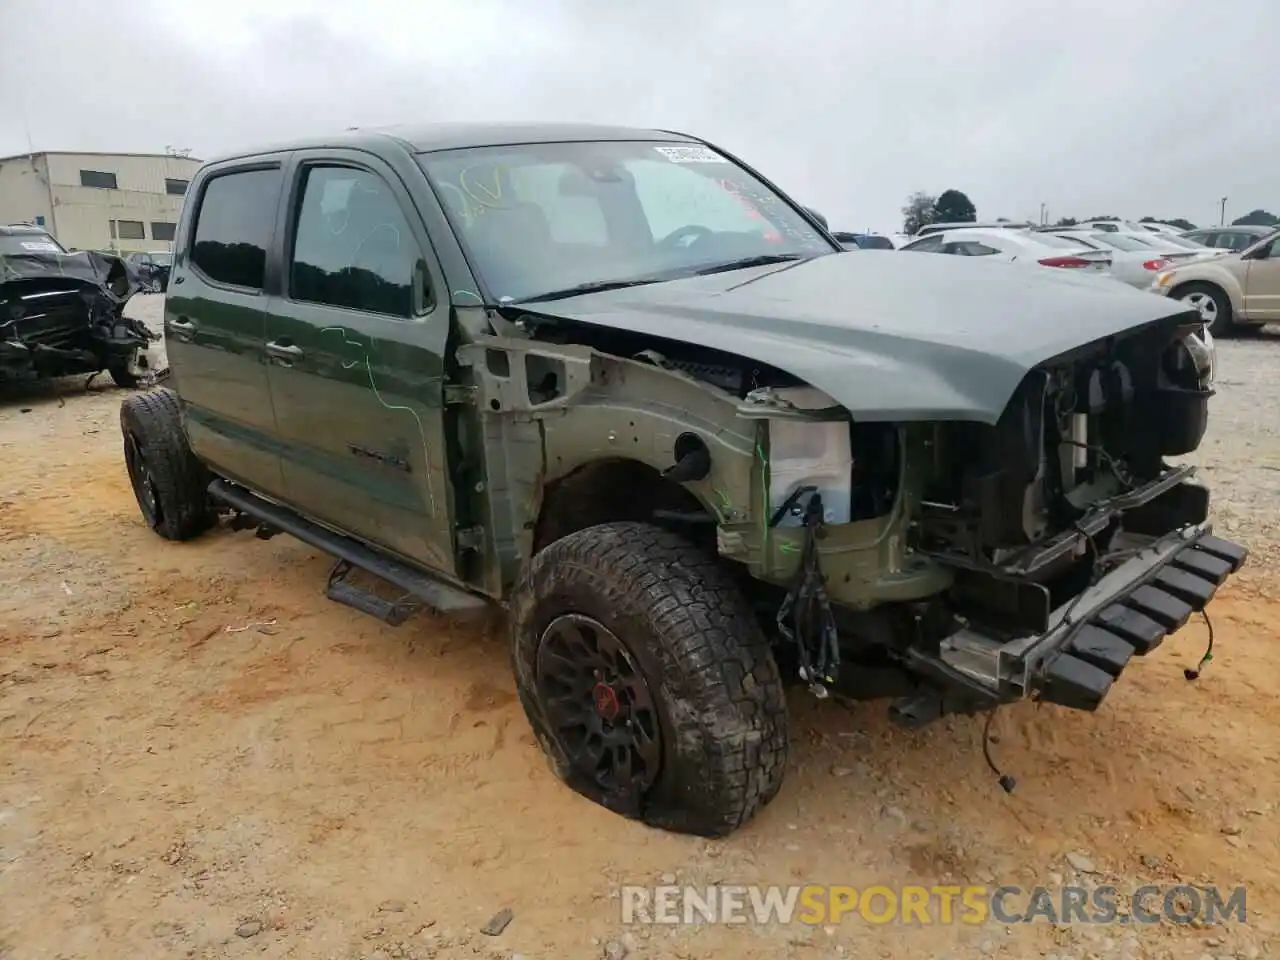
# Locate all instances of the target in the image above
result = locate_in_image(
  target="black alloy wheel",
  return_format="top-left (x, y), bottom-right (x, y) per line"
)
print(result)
top-left (535, 612), bottom-right (663, 794)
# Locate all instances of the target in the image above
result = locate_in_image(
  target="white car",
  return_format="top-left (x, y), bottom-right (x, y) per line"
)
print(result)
top-left (1045, 230), bottom-right (1178, 289)
top-left (899, 227), bottom-right (1113, 274)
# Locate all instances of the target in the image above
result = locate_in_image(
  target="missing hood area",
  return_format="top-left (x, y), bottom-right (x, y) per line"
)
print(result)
top-left (1, 249), bottom-right (158, 383)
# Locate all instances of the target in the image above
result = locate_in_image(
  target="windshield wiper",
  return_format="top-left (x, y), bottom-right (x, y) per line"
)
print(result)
top-left (693, 253), bottom-right (808, 276)
top-left (517, 277), bottom-right (664, 304)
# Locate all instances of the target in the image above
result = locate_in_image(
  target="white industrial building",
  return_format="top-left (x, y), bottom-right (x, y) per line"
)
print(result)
top-left (0, 150), bottom-right (203, 254)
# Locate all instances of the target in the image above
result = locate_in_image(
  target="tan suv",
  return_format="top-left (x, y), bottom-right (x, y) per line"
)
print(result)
top-left (1151, 230), bottom-right (1280, 335)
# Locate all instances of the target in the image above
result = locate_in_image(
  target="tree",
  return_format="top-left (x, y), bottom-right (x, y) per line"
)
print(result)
top-left (1053, 217), bottom-right (1078, 227)
top-left (1232, 209), bottom-right (1279, 227)
top-left (901, 191), bottom-right (937, 235)
top-left (932, 189), bottom-right (977, 224)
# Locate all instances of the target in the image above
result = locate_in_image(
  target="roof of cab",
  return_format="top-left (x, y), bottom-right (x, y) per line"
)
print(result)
top-left (0, 223), bottom-right (55, 236)
top-left (203, 122), bottom-right (698, 166)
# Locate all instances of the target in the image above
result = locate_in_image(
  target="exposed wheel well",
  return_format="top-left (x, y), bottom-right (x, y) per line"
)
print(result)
top-left (533, 458), bottom-right (713, 555)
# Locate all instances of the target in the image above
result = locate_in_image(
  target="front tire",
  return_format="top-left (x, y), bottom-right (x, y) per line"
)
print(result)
top-left (1176, 282), bottom-right (1233, 337)
top-left (510, 522), bottom-right (789, 837)
top-left (120, 388), bottom-right (214, 541)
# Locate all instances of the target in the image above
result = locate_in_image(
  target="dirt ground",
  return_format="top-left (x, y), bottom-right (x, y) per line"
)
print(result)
top-left (2, 302), bottom-right (1278, 960)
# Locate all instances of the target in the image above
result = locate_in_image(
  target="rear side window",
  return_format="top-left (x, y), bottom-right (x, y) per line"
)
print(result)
top-left (289, 165), bottom-right (422, 318)
top-left (902, 235), bottom-right (944, 253)
top-left (943, 241), bottom-right (1000, 256)
top-left (190, 168), bottom-right (282, 290)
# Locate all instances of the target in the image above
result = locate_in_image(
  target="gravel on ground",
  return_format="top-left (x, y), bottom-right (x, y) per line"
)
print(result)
top-left (1, 298), bottom-right (1277, 959)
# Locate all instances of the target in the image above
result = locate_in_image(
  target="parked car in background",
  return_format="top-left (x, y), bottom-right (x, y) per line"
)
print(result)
top-left (831, 231), bottom-right (895, 250)
top-left (1, 224), bottom-right (155, 386)
top-left (1182, 225), bottom-right (1277, 253)
top-left (124, 250), bottom-right (174, 292)
top-left (900, 227), bottom-right (1112, 274)
top-left (1044, 230), bottom-right (1173, 289)
top-left (1047, 227), bottom-right (1218, 264)
top-left (913, 220), bottom-right (1034, 238)
top-left (1145, 233), bottom-right (1225, 259)
top-left (1151, 230), bottom-right (1280, 335)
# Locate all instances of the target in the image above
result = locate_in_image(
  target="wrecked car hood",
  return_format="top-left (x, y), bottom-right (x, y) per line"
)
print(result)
top-left (1, 248), bottom-right (140, 301)
top-left (514, 252), bottom-right (1201, 424)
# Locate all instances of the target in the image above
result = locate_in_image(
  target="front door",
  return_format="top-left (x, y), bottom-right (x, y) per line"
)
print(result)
top-left (263, 151), bottom-right (457, 576)
top-left (165, 161), bottom-right (288, 499)
top-left (1243, 235), bottom-right (1280, 321)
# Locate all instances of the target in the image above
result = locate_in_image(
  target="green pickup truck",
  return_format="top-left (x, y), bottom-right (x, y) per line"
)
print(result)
top-left (120, 122), bottom-right (1244, 837)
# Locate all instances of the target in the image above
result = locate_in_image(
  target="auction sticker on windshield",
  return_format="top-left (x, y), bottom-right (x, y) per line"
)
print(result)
top-left (653, 145), bottom-right (727, 164)
top-left (20, 241), bottom-right (60, 252)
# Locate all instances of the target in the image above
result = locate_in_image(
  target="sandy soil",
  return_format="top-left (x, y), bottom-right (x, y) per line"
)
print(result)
top-left (2, 306), bottom-right (1277, 960)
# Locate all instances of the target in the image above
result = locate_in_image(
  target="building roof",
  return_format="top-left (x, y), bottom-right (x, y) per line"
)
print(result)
top-left (205, 122), bottom-right (698, 165)
top-left (0, 150), bottom-right (203, 164)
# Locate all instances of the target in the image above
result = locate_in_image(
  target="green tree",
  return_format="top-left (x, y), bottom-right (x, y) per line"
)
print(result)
top-left (932, 189), bottom-right (977, 224)
top-left (901, 191), bottom-right (937, 235)
top-left (1054, 217), bottom-right (1078, 227)
top-left (1232, 209), bottom-right (1279, 227)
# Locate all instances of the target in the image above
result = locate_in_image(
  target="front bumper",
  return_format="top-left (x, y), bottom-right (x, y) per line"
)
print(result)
top-left (935, 524), bottom-right (1248, 711)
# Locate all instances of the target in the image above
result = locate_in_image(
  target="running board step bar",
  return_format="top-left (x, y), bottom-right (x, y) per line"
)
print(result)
top-left (209, 479), bottom-right (488, 623)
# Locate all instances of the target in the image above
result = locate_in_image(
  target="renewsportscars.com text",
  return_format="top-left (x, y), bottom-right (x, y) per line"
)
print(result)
top-left (619, 884), bottom-right (1247, 926)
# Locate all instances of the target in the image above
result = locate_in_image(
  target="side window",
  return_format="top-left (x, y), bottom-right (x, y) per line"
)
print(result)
top-left (903, 235), bottom-right (945, 253)
top-left (190, 168), bottom-right (282, 290)
top-left (290, 166), bottom-right (422, 318)
top-left (944, 241), bottom-right (999, 256)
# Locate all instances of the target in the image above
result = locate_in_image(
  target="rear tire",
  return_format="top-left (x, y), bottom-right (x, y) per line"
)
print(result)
top-left (120, 388), bottom-right (213, 541)
top-left (510, 521), bottom-right (789, 837)
top-left (1175, 282), bottom-right (1233, 337)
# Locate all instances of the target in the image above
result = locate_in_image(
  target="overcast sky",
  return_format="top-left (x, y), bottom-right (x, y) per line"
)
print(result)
top-left (2, 0), bottom-right (1275, 234)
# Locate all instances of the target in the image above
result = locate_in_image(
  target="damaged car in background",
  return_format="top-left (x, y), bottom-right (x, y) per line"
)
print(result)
top-left (1, 223), bottom-right (160, 386)
top-left (120, 124), bottom-right (1245, 838)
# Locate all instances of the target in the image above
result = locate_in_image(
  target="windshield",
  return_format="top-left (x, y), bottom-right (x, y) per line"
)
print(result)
top-left (1157, 234), bottom-right (1206, 250)
top-left (0, 233), bottom-right (64, 255)
top-left (418, 140), bottom-right (835, 302)
top-left (1057, 234), bottom-right (1100, 249)
top-left (1028, 232), bottom-right (1083, 249)
top-left (1095, 233), bottom-right (1154, 252)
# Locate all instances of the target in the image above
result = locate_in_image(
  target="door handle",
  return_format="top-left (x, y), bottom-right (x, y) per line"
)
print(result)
top-left (266, 340), bottom-right (304, 362)
top-left (167, 317), bottom-right (196, 341)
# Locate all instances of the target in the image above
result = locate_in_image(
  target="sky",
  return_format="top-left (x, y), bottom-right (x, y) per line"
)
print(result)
top-left (1, 0), bottom-right (1275, 235)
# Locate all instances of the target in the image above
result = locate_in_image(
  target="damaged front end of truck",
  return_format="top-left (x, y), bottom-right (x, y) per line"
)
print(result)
top-left (457, 252), bottom-right (1247, 738)
top-left (1, 247), bottom-right (156, 384)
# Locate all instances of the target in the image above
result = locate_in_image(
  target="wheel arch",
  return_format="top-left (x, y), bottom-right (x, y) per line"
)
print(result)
top-left (1169, 276), bottom-right (1244, 318)
top-left (532, 455), bottom-right (715, 555)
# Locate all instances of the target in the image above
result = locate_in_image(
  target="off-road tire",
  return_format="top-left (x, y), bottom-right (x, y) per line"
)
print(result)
top-left (120, 387), bottom-right (213, 541)
top-left (511, 521), bottom-right (789, 837)
top-left (1175, 281), bottom-right (1233, 337)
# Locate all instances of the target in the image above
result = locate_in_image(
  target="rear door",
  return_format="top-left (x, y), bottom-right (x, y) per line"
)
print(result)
top-left (262, 149), bottom-right (457, 576)
top-left (165, 160), bottom-right (288, 498)
top-left (1243, 235), bottom-right (1280, 321)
